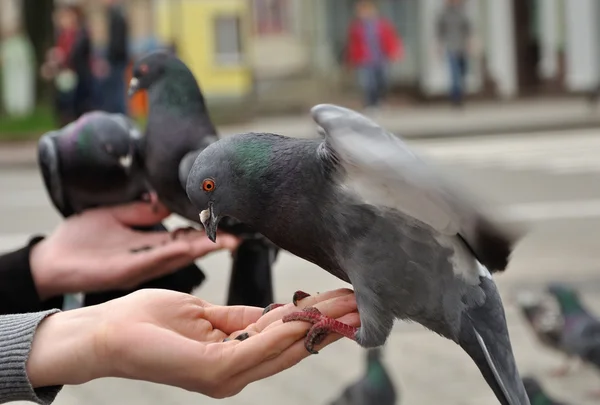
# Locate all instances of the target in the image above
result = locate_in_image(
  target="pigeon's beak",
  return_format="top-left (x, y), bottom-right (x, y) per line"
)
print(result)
top-left (128, 78), bottom-right (140, 97)
top-left (199, 203), bottom-right (220, 243)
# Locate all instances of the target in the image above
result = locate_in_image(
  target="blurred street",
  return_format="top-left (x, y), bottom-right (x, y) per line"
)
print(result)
top-left (3, 126), bottom-right (600, 405)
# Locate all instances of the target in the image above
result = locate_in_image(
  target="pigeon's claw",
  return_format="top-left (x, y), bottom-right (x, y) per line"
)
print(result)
top-left (262, 303), bottom-right (285, 315)
top-left (282, 307), bottom-right (358, 354)
top-left (292, 290), bottom-right (311, 306)
top-left (171, 226), bottom-right (196, 240)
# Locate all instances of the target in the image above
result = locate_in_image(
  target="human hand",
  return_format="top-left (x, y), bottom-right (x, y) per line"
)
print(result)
top-left (30, 202), bottom-right (240, 300)
top-left (26, 288), bottom-right (359, 397)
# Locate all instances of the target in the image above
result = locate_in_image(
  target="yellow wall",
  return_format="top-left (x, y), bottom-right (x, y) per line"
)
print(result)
top-left (155, 0), bottom-right (252, 98)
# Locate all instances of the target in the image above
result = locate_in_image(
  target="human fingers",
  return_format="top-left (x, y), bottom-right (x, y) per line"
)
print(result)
top-left (107, 201), bottom-right (171, 226)
top-left (106, 241), bottom-right (195, 289)
top-left (251, 288), bottom-right (354, 332)
top-left (220, 312), bottom-right (360, 398)
top-left (216, 293), bottom-right (358, 377)
top-left (174, 230), bottom-right (241, 257)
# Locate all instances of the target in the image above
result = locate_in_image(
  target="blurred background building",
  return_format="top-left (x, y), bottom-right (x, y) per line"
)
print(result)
top-left (1, 0), bottom-right (600, 118)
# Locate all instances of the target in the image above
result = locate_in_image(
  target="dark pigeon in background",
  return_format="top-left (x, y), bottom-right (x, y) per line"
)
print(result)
top-left (128, 50), bottom-right (278, 307)
top-left (329, 348), bottom-right (397, 405)
top-left (547, 284), bottom-right (600, 398)
top-left (522, 377), bottom-right (570, 405)
top-left (186, 104), bottom-right (529, 405)
top-left (517, 291), bottom-right (573, 376)
top-left (37, 111), bottom-right (206, 307)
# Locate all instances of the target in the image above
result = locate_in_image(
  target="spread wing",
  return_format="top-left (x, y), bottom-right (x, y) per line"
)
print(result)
top-left (311, 104), bottom-right (522, 272)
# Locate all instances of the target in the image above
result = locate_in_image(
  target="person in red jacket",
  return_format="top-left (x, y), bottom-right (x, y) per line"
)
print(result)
top-left (346, 0), bottom-right (403, 110)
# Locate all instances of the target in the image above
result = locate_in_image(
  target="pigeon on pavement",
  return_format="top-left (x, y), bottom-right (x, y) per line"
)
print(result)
top-left (329, 348), bottom-right (397, 405)
top-left (547, 284), bottom-right (600, 398)
top-left (517, 291), bottom-right (578, 377)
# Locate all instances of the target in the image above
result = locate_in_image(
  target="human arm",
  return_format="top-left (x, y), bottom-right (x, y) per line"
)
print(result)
top-left (0, 237), bottom-right (64, 315)
top-left (22, 288), bottom-right (358, 399)
top-left (0, 201), bottom-right (238, 314)
top-left (0, 310), bottom-right (63, 405)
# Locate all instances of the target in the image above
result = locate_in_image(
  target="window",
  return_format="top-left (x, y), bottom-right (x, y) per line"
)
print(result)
top-left (252, 0), bottom-right (291, 35)
top-left (214, 15), bottom-right (243, 65)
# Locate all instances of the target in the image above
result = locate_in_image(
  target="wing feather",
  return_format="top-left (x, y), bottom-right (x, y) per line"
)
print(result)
top-left (311, 104), bottom-right (522, 272)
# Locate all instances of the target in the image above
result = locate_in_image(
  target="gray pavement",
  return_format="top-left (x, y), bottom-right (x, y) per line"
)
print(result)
top-left (3, 127), bottom-right (600, 404)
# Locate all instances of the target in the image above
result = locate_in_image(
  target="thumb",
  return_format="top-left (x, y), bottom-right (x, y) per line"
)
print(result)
top-left (108, 201), bottom-right (171, 226)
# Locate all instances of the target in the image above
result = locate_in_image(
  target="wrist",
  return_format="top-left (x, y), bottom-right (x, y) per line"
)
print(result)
top-left (26, 306), bottom-right (109, 388)
top-left (29, 238), bottom-right (62, 301)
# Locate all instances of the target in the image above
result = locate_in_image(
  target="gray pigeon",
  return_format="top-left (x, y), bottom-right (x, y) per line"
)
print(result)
top-left (547, 284), bottom-right (600, 398)
top-left (128, 50), bottom-right (217, 222)
top-left (38, 110), bottom-right (153, 217)
top-left (186, 104), bottom-right (529, 405)
top-left (517, 292), bottom-right (573, 376)
top-left (37, 110), bottom-right (207, 308)
top-left (329, 348), bottom-right (397, 405)
top-left (128, 50), bottom-right (279, 308)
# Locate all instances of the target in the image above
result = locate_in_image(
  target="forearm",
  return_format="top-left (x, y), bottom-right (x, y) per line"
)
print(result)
top-left (0, 237), bottom-right (63, 315)
top-left (26, 306), bottom-right (105, 389)
top-left (0, 310), bottom-right (62, 405)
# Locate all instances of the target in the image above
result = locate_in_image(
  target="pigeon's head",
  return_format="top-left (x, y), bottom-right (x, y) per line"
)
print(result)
top-left (129, 50), bottom-right (180, 96)
top-left (58, 112), bottom-right (136, 173)
top-left (186, 135), bottom-right (274, 242)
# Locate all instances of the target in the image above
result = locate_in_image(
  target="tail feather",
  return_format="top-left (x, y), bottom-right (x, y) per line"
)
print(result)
top-left (459, 278), bottom-right (530, 405)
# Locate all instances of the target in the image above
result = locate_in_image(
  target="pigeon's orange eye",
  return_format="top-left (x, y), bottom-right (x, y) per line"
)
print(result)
top-left (202, 179), bottom-right (216, 192)
top-left (139, 64), bottom-right (149, 74)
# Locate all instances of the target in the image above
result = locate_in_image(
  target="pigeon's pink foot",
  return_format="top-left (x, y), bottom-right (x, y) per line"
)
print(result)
top-left (262, 303), bottom-right (285, 315)
top-left (292, 290), bottom-right (311, 306)
top-left (282, 307), bottom-right (358, 354)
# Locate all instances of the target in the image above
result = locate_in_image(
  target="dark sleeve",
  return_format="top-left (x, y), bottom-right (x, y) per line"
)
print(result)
top-left (107, 8), bottom-right (129, 64)
top-left (0, 237), bottom-right (64, 316)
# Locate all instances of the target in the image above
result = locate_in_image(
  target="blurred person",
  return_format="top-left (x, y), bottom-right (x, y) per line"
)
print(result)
top-left (436, 0), bottom-right (472, 108)
top-left (40, 5), bottom-right (94, 126)
top-left (345, 0), bottom-right (403, 112)
top-left (0, 288), bottom-right (359, 404)
top-left (0, 201), bottom-right (239, 315)
top-left (0, 26), bottom-right (36, 117)
top-left (95, 0), bottom-right (129, 114)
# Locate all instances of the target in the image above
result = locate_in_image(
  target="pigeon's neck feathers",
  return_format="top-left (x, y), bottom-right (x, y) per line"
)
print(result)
top-left (530, 392), bottom-right (555, 405)
top-left (555, 292), bottom-right (588, 317)
top-left (365, 356), bottom-right (389, 390)
top-left (58, 119), bottom-right (93, 163)
top-left (148, 65), bottom-right (209, 118)
top-left (231, 136), bottom-right (274, 180)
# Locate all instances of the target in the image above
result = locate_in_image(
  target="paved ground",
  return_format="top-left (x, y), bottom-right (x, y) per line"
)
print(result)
top-left (4, 127), bottom-right (600, 404)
